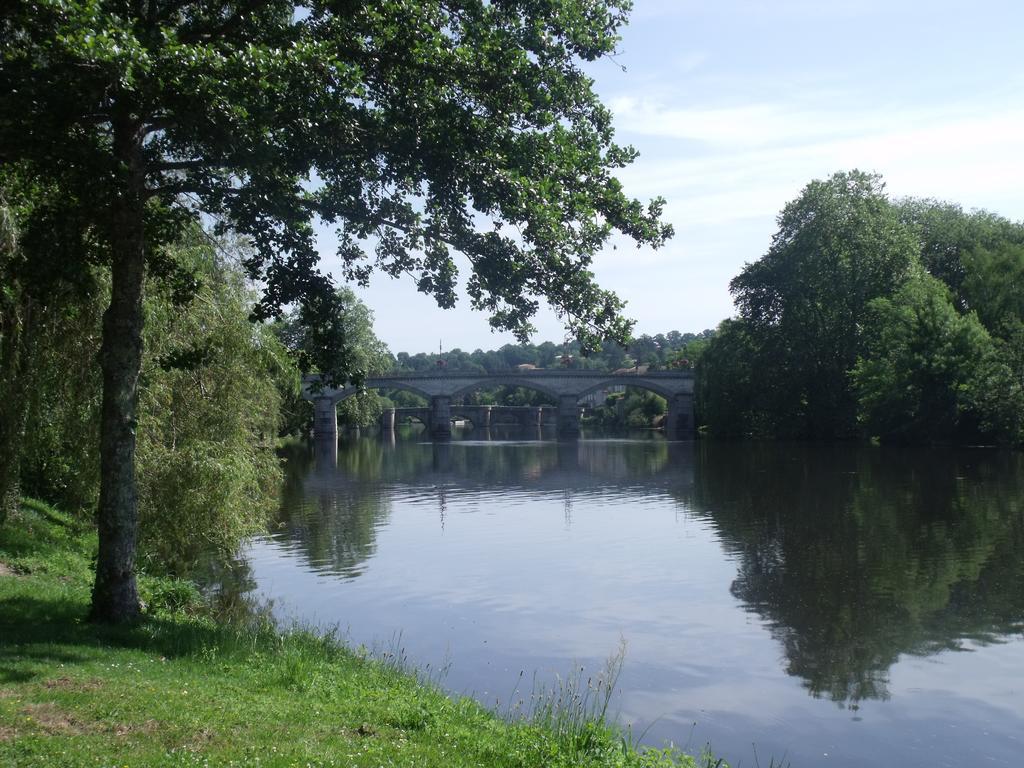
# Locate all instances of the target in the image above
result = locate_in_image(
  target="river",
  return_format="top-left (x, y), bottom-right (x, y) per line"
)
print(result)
top-left (233, 429), bottom-right (1024, 767)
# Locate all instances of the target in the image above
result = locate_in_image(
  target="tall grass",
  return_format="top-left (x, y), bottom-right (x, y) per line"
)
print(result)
top-left (525, 639), bottom-right (625, 758)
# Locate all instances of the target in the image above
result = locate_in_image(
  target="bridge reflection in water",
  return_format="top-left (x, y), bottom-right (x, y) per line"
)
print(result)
top-left (303, 369), bottom-right (696, 442)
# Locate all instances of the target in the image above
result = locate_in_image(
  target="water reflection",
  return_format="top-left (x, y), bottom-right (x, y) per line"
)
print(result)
top-left (242, 433), bottom-right (1024, 767)
top-left (286, 433), bottom-right (695, 578)
top-left (277, 436), bottom-right (1024, 707)
top-left (690, 443), bottom-right (1024, 704)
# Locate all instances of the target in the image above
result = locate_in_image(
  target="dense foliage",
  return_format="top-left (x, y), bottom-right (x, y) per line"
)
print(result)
top-left (700, 170), bottom-right (1024, 445)
top-left (701, 171), bottom-right (919, 439)
top-left (1, 209), bottom-right (292, 574)
top-left (135, 232), bottom-right (293, 573)
top-left (0, 177), bottom-right (105, 525)
top-left (852, 269), bottom-right (1010, 444)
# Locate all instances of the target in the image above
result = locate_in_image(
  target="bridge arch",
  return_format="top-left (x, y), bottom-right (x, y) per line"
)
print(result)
top-left (393, 410), bottom-right (430, 428)
top-left (447, 407), bottom-right (482, 429)
top-left (576, 378), bottom-right (677, 402)
top-left (334, 380), bottom-right (433, 404)
top-left (448, 376), bottom-right (561, 403)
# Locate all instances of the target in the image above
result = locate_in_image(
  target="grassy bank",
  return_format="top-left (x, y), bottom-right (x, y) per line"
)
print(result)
top-left (0, 500), bottom-right (715, 768)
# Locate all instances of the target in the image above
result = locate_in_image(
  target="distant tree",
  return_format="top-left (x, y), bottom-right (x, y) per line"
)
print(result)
top-left (537, 341), bottom-right (559, 368)
top-left (1, 1), bottom-right (670, 621)
top-left (629, 334), bottom-right (663, 369)
top-left (602, 342), bottom-right (631, 371)
top-left (389, 328), bottom-right (714, 374)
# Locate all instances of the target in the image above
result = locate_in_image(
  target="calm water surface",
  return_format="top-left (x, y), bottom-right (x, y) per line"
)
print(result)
top-left (240, 431), bottom-right (1024, 767)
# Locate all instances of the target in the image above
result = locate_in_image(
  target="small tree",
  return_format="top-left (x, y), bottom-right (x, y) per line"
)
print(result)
top-left (275, 286), bottom-right (393, 430)
top-left (1, 1), bottom-right (670, 620)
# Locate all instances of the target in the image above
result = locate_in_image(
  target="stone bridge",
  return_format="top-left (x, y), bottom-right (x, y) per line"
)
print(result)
top-left (303, 369), bottom-right (695, 440)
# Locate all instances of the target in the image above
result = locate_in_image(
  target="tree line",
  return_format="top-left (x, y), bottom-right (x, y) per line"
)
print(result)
top-left (391, 330), bottom-right (713, 376)
top-left (698, 171), bottom-right (1024, 445)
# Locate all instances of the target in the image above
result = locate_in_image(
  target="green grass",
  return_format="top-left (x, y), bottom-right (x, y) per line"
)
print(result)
top-left (0, 500), bottom-right (718, 768)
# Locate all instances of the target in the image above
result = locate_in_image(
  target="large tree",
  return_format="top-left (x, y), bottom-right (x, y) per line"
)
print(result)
top-left (724, 171), bottom-right (918, 438)
top-left (0, 1), bottom-right (671, 621)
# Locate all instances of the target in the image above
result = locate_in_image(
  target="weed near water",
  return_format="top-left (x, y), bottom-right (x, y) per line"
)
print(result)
top-left (525, 640), bottom-right (624, 757)
top-left (0, 499), bottom-right (721, 767)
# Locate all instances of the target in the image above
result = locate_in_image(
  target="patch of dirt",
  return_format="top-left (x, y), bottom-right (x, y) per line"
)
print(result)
top-left (112, 718), bottom-right (161, 738)
top-left (182, 727), bottom-right (213, 747)
top-left (0, 688), bottom-right (17, 699)
top-left (0, 726), bottom-right (16, 742)
top-left (20, 702), bottom-right (93, 736)
top-left (42, 676), bottom-right (103, 692)
top-left (0, 562), bottom-right (16, 577)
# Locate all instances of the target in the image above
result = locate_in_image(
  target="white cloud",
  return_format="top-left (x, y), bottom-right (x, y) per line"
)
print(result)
top-left (611, 99), bottom-right (1024, 221)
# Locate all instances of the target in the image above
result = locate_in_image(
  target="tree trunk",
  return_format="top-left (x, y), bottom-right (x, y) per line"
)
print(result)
top-left (89, 120), bottom-right (146, 623)
top-left (0, 299), bottom-right (31, 527)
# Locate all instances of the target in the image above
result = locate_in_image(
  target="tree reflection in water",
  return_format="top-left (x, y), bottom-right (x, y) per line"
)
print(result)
top-left (264, 434), bottom-right (1024, 709)
top-left (690, 442), bottom-right (1024, 705)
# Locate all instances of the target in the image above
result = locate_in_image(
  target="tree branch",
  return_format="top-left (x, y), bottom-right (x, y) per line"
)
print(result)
top-left (143, 116), bottom-right (176, 136)
top-left (145, 181), bottom-right (205, 199)
top-left (150, 159), bottom-right (227, 172)
top-left (176, 0), bottom-right (269, 44)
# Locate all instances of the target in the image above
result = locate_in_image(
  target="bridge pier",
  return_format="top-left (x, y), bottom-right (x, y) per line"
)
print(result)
top-left (380, 408), bottom-right (396, 432)
top-left (314, 431), bottom-right (338, 469)
top-left (478, 405), bottom-right (492, 429)
top-left (430, 395), bottom-right (452, 438)
top-left (525, 406), bottom-right (543, 428)
top-left (665, 393), bottom-right (695, 438)
top-left (540, 405), bottom-right (557, 426)
top-left (557, 395), bottom-right (580, 437)
top-left (313, 397), bottom-right (338, 445)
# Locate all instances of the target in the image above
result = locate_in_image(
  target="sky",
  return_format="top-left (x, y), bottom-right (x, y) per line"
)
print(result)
top-left (315, 0), bottom-right (1024, 355)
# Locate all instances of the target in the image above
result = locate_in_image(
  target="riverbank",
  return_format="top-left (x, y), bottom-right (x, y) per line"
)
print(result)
top-left (0, 500), bottom-right (712, 768)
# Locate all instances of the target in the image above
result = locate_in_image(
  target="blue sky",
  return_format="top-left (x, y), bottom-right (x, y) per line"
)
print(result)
top-left (319, 0), bottom-right (1024, 354)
